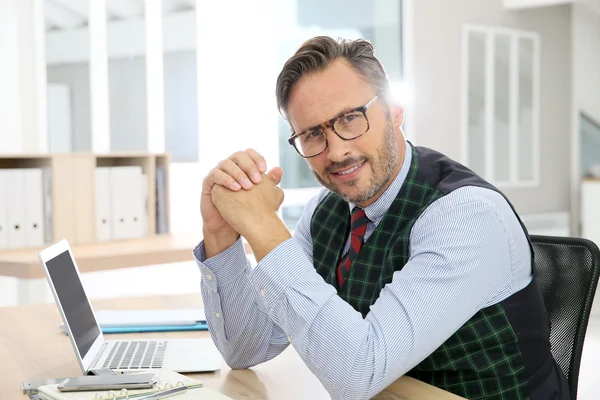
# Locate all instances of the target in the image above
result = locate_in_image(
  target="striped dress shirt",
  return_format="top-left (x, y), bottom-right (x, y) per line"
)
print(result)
top-left (193, 141), bottom-right (533, 400)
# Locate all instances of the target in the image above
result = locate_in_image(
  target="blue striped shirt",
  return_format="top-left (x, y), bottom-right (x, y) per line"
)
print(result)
top-left (193, 141), bottom-right (533, 400)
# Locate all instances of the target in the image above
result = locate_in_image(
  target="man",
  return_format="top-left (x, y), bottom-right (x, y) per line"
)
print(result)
top-left (194, 36), bottom-right (569, 399)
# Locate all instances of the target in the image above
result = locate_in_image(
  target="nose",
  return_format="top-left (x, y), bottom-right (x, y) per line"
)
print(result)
top-left (325, 129), bottom-right (353, 162)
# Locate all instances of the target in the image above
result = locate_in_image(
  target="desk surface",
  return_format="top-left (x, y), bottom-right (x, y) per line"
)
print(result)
top-left (0, 234), bottom-right (203, 279)
top-left (0, 293), bottom-right (464, 400)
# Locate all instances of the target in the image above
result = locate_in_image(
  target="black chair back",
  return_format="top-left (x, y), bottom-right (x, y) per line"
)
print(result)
top-left (531, 235), bottom-right (600, 400)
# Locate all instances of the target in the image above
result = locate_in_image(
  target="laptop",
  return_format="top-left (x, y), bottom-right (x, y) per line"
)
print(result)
top-left (38, 239), bottom-right (222, 375)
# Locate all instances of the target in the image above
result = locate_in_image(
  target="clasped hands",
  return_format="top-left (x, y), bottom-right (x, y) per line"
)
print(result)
top-left (201, 149), bottom-right (292, 261)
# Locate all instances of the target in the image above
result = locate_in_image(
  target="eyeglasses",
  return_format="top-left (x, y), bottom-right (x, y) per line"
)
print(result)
top-left (288, 95), bottom-right (380, 158)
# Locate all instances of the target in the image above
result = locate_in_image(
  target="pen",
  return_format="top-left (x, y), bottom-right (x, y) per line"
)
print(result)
top-left (136, 385), bottom-right (187, 399)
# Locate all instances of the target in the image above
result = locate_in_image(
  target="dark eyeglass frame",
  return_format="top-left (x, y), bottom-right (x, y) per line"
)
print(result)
top-left (287, 94), bottom-right (380, 158)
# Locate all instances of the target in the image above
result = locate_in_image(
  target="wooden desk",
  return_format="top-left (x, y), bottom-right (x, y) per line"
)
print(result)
top-left (0, 235), bottom-right (204, 304)
top-left (0, 234), bottom-right (203, 279)
top-left (0, 293), bottom-right (464, 400)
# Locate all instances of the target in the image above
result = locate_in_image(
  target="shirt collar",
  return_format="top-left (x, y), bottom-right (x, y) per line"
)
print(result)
top-left (348, 140), bottom-right (413, 223)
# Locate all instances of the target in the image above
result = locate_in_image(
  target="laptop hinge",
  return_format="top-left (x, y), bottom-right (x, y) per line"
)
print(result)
top-left (89, 368), bottom-right (117, 376)
top-left (87, 342), bottom-right (111, 375)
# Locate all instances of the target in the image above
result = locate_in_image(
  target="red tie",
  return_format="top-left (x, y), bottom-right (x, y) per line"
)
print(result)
top-left (337, 207), bottom-right (369, 287)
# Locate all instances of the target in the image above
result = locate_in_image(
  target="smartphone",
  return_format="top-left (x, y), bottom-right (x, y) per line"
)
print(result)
top-left (57, 373), bottom-right (161, 392)
top-left (21, 378), bottom-right (69, 395)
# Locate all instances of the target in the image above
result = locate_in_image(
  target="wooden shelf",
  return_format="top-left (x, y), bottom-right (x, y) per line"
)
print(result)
top-left (0, 152), bottom-right (171, 252)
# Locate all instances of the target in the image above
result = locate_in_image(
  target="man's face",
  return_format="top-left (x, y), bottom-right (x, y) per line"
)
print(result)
top-left (286, 59), bottom-right (404, 206)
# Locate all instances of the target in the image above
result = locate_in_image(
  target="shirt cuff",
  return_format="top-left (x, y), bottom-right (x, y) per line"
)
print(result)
top-left (250, 238), bottom-right (315, 312)
top-left (193, 238), bottom-right (249, 289)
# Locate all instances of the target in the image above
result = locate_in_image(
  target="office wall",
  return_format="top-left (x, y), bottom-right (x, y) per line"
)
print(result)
top-left (46, 51), bottom-right (197, 158)
top-left (107, 57), bottom-right (148, 153)
top-left (571, 3), bottom-right (600, 234)
top-left (164, 51), bottom-right (198, 163)
top-left (411, 0), bottom-right (571, 215)
top-left (47, 58), bottom-right (147, 153)
top-left (47, 64), bottom-right (91, 152)
top-left (573, 5), bottom-right (600, 126)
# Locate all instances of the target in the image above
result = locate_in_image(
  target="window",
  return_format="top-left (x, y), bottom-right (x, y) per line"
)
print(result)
top-left (461, 25), bottom-right (540, 187)
top-left (581, 113), bottom-right (600, 177)
top-left (276, 0), bottom-right (405, 230)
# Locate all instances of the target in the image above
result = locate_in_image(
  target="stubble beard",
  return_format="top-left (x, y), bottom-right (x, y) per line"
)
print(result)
top-left (312, 119), bottom-right (400, 204)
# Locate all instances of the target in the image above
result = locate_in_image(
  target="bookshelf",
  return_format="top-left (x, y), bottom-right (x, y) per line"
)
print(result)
top-left (0, 152), bottom-right (170, 250)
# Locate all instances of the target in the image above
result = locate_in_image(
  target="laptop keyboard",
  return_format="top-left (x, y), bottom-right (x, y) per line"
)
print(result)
top-left (102, 341), bottom-right (167, 370)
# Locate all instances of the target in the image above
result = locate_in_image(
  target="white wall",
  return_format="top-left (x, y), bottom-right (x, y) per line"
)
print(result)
top-left (19, 0), bottom-right (47, 153)
top-left (47, 65), bottom-right (91, 151)
top-left (0, 0), bottom-right (23, 153)
top-left (46, 51), bottom-right (198, 159)
top-left (571, 3), bottom-right (600, 234)
top-left (46, 11), bottom-right (196, 65)
top-left (411, 0), bottom-right (572, 216)
top-left (572, 5), bottom-right (600, 123)
top-left (0, 0), bottom-right (46, 154)
top-left (47, 83), bottom-right (73, 152)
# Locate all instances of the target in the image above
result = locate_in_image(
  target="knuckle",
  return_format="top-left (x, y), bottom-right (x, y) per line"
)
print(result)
top-left (216, 159), bottom-right (228, 169)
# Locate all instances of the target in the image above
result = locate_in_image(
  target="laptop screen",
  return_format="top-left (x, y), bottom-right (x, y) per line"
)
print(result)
top-left (45, 250), bottom-right (100, 360)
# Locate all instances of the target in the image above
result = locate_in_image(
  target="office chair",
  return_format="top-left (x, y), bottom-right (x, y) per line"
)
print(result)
top-left (530, 235), bottom-right (600, 400)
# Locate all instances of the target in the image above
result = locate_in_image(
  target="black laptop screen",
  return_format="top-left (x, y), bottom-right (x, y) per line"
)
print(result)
top-left (45, 250), bottom-right (101, 360)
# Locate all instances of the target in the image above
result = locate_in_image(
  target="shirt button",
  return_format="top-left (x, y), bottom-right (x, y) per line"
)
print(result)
top-left (215, 312), bottom-right (221, 318)
top-left (260, 289), bottom-right (266, 297)
top-left (288, 336), bottom-right (292, 344)
top-left (205, 274), bottom-right (213, 280)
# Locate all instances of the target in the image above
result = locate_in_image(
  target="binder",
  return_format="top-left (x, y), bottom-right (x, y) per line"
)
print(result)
top-left (155, 166), bottom-right (168, 234)
top-left (95, 167), bottom-right (112, 241)
top-left (60, 309), bottom-right (208, 334)
top-left (109, 167), bottom-right (130, 240)
top-left (24, 168), bottom-right (45, 247)
top-left (42, 167), bottom-right (54, 244)
top-left (109, 166), bottom-right (145, 240)
top-left (139, 173), bottom-right (148, 237)
top-left (0, 170), bottom-right (7, 249)
top-left (5, 169), bottom-right (27, 248)
top-left (36, 369), bottom-right (232, 400)
top-left (63, 323), bottom-right (208, 335)
top-left (126, 167), bottom-right (145, 239)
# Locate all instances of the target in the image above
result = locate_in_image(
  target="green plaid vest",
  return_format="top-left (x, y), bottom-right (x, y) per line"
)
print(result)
top-left (310, 145), bottom-right (554, 399)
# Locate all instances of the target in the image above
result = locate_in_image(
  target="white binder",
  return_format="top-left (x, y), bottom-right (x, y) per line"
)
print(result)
top-left (124, 167), bottom-right (145, 239)
top-left (24, 168), bottom-right (45, 247)
top-left (42, 167), bottom-right (53, 244)
top-left (110, 166), bottom-right (145, 240)
top-left (4, 169), bottom-right (26, 248)
top-left (0, 170), bottom-right (8, 249)
top-left (138, 172), bottom-right (148, 237)
top-left (95, 167), bottom-right (112, 241)
top-left (109, 167), bottom-right (128, 240)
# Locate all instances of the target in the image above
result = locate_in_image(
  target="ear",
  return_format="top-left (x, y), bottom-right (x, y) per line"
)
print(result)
top-left (389, 103), bottom-right (405, 128)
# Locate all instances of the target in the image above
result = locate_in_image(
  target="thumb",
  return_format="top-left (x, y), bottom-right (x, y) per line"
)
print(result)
top-left (266, 167), bottom-right (284, 185)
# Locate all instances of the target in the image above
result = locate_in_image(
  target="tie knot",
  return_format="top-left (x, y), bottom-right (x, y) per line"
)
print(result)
top-left (350, 207), bottom-right (369, 236)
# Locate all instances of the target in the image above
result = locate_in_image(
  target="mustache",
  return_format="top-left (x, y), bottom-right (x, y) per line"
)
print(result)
top-left (325, 157), bottom-right (368, 174)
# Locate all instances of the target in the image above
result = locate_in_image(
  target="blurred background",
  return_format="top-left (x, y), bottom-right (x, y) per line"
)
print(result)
top-left (0, 0), bottom-right (599, 396)
top-left (2, 0), bottom-right (599, 235)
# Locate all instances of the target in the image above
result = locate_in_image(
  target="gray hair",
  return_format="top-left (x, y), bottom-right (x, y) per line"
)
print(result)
top-left (275, 36), bottom-right (390, 117)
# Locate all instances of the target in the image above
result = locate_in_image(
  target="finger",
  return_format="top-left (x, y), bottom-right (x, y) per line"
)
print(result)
top-left (230, 151), bottom-right (262, 184)
top-left (210, 167), bottom-right (243, 191)
top-left (216, 159), bottom-right (254, 189)
top-left (244, 148), bottom-right (267, 173)
top-left (266, 167), bottom-right (284, 185)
